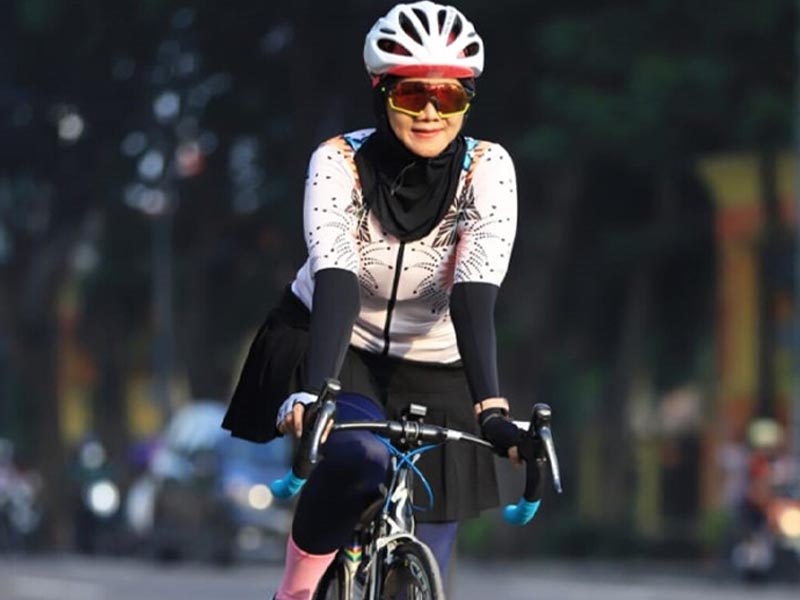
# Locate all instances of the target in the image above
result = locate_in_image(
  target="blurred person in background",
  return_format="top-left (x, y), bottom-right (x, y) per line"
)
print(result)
top-left (730, 417), bottom-right (800, 579)
top-left (741, 418), bottom-right (794, 532)
top-left (222, 2), bottom-right (526, 598)
top-left (0, 438), bottom-right (44, 552)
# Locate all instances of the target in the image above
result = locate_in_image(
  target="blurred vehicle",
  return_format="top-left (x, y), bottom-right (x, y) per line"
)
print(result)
top-left (730, 418), bottom-right (800, 581)
top-left (0, 438), bottom-right (44, 553)
top-left (68, 436), bottom-right (126, 554)
top-left (731, 486), bottom-right (800, 581)
top-left (125, 400), bottom-right (293, 564)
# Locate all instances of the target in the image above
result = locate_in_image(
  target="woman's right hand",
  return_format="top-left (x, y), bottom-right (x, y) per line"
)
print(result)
top-left (276, 392), bottom-right (317, 438)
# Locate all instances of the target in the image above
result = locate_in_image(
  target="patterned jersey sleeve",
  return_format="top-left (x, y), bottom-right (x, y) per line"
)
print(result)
top-left (303, 141), bottom-right (360, 276)
top-left (454, 142), bottom-right (518, 286)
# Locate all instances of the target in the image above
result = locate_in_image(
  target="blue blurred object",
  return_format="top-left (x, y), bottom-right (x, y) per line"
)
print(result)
top-left (270, 472), bottom-right (306, 499)
top-left (0, 438), bottom-right (44, 553)
top-left (503, 499), bottom-right (541, 525)
top-left (124, 401), bottom-right (293, 564)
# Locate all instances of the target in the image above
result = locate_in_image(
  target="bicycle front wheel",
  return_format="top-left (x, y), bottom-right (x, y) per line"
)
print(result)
top-left (380, 541), bottom-right (445, 600)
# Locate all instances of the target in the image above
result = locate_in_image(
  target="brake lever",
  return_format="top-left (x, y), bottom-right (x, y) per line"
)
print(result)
top-left (271, 378), bottom-right (340, 499)
top-left (532, 403), bottom-right (563, 494)
top-left (303, 378), bottom-right (340, 466)
top-left (309, 397), bottom-right (337, 464)
top-left (503, 403), bottom-right (563, 525)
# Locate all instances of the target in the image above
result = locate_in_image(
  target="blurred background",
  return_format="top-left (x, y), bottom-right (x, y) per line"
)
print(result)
top-left (1, 0), bottom-right (799, 590)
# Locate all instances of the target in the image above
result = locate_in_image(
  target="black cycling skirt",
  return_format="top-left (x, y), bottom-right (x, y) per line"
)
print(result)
top-left (222, 287), bottom-right (499, 522)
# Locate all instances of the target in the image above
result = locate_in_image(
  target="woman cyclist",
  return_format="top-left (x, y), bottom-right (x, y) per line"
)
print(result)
top-left (223, 2), bottom-right (523, 598)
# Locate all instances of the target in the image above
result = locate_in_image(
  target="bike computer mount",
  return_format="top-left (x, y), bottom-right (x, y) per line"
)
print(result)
top-left (397, 403), bottom-right (429, 449)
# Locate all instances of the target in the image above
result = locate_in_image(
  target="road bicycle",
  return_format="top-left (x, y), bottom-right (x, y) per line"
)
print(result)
top-left (271, 380), bottom-right (562, 599)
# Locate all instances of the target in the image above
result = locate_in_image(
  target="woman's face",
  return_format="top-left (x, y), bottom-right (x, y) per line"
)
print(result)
top-left (386, 78), bottom-right (467, 158)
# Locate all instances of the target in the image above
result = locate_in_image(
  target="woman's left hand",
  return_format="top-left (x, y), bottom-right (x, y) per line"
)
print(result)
top-left (507, 446), bottom-right (523, 467)
top-left (478, 407), bottom-right (523, 463)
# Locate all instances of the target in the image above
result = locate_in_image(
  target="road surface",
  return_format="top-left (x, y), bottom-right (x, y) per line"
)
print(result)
top-left (0, 554), bottom-right (797, 599)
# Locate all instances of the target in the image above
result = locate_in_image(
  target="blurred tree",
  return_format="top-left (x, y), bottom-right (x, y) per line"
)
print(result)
top-left (0, 0), bottom-right (136, 546)
top-left (483, 0), bottom-right (792, 536)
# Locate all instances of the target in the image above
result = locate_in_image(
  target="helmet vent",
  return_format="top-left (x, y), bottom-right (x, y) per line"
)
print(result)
top-left (399, 13), bottom-right (422, 44)
top-left (449, 16), bottom-right (463, 43)
top-left (463, 42), bottom-right (480, 57)
top-left (412, 8), bottom-right (430, 34)
top-left (378, 39), bottom-right (411, 56)
top-left (379, 27), bottom-right (396, 35)
top-left (437, 10), bottom-right (447, 34)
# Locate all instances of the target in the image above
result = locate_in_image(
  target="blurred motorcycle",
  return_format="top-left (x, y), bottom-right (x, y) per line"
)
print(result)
top-left (69, 437), bottom-right (125, 554)
top-left (731, 419), bottom-right (800, 581)
top-left (731, 488), bottom-right (800, 580)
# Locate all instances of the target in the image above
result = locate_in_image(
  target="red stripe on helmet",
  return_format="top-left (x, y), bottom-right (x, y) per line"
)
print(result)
top-left (386, 64), bottom-right (474, 79)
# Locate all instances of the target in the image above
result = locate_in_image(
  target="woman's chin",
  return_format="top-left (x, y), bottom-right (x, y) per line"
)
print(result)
top-left (404, 137), bottom-right (448, 158)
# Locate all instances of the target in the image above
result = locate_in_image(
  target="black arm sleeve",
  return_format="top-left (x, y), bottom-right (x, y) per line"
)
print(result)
top-left (449, 282), bottom-right (501, 403)
top-left (304, 268), bottom-right (360, 392)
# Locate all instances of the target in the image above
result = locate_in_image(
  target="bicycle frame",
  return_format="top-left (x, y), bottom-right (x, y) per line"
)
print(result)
top-left (332, 428), bottom-right (444, 599)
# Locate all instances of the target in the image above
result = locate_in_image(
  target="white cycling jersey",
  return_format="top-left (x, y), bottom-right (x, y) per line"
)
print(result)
top-left (291, 129), bottom-right (517, 363)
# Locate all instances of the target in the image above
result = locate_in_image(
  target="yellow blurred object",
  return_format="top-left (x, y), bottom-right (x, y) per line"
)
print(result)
top-left (746, 418), bottom-right (784, 449)
top-left (248, 484), bottom-right (274, 510)
top-left (770, 500), bottom-right (800, 539)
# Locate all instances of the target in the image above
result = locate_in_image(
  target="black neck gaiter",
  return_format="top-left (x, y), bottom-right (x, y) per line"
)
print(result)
top-left (354, 80), bottom-right (468, 243)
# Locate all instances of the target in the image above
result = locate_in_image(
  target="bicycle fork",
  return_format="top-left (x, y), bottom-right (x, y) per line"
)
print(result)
top-left (341, 538), bottom-right (363, 598)
top-left (342, 534), bottom-right (387, 599)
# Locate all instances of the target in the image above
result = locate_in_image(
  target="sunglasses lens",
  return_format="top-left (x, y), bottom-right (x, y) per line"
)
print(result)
top-left (433, 84), bottom-right (469, 114)
top-left (390, 83), bottom-right (431, 113)
top-left (389, 82), bottom-right (470, 116)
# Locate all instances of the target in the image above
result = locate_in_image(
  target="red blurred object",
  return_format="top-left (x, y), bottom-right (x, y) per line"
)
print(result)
top-left (176, 141), bottom-right (204, 177)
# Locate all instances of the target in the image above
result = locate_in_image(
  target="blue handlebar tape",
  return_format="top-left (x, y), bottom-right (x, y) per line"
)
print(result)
top-left (503, 499), bottom-right (541, 525)
top-left (270, 471), bottom-right (307, 499)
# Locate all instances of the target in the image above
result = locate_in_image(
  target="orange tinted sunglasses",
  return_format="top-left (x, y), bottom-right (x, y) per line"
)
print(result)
top-left (384, 81), bottom-right (474, 118)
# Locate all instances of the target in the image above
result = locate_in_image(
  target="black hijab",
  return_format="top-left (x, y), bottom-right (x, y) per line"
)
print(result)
top-left (353, 77), bottom-right (473, 242)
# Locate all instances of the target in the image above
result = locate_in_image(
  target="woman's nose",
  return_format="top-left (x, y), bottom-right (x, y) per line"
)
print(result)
top-left (419, 101), bottom-right (440, 119)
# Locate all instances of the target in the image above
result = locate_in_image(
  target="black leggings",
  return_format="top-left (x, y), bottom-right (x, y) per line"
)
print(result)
top-left (292, 394), bottom-right (458, 582)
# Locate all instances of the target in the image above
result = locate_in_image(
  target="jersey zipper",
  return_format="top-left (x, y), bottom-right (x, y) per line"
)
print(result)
top-left (381, 242), bottom-right (406, 355)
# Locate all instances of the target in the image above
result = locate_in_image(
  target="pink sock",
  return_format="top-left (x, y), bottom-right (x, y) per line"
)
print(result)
top-left (274, 535), bottom-right (337, 600)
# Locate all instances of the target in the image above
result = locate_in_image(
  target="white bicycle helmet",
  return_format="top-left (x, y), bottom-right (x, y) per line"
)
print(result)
top-left (364, 1), bottom-right (484, 82)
